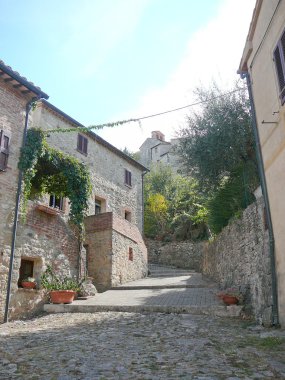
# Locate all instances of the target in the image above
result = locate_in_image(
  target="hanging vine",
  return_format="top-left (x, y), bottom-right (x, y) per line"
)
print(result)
top-left (18, 128), bottom-right (92, 232)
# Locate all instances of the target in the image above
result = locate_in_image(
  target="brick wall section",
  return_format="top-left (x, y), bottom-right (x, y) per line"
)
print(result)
top-left (147, 199), bottom-right (272, 323)
top-left (0, 80), bottom-right (35, 321)
top-left (85, 213), bottom-right (148, 290)
top-left (85, 213), bottom-right (113, 291)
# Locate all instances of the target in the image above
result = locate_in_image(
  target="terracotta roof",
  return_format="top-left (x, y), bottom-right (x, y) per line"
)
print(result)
top-left (0, 59), bottom-right (49, 99)
top-left (40, 99), bottom-right (148, 172)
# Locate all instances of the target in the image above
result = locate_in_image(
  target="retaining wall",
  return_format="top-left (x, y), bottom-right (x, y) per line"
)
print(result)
top-left (146, 198), bottom-right (272, 324)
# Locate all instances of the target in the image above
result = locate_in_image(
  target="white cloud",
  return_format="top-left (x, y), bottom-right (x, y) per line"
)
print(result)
top-left (97, 0), bottom-right (256, 152)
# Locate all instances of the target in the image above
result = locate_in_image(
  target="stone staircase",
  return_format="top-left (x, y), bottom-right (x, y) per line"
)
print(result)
top-left (44, 264), bottom-right (242, 317)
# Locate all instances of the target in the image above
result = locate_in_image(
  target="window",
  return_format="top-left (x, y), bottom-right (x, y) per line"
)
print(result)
top-left (95, 199), bottom-right (102, 215)
top-left (77, 134), bottom-right (88, 155)
top-left (18, 259), bottom-right (34, 287)
top-left (124, 169), bottom-right (132, 187)
top-left (125, 210), bottom-right (131, 222)
top-left (0, 130), bottom-right (10, 171)
top-left (128, 247), bottom-right (133, 261)
top-left (49, 194), bottom-right (64, 210)
top-left (95, 197), bottom-right (106, 215)
top-left (274, 29), bottom-right (285, 104)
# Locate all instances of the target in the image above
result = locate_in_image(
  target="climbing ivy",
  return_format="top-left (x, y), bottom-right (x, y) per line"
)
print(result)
top-left (18, 128), bottom-right (92, 232)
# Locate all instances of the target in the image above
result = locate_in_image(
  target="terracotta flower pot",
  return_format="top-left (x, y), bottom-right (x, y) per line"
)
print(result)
top-left (22, 281), bottom-right (36, 289)
top-left (50, 290), bottom-right (76, 304)
top-left (222, 295), bottom-right (239, 305)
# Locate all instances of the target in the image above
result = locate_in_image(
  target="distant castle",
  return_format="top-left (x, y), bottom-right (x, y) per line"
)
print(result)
top-left (139, 131), bottom-right (181, 171)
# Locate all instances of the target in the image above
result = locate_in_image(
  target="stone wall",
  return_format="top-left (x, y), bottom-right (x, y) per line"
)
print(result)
top-left (8, 202), bottom-right (80, 320)
top-left (147, 199), bottom-right (272, 323)
top-left (112, 214), bottom-right (148, 286)
top-left (203, 199), bottom-right (271, 323)
top-left (85, 213), bottom-right (148, 291)
top-left (0, 80), bottom-right (36, 321)
top-left (146, 239), bottom-right (203, 272)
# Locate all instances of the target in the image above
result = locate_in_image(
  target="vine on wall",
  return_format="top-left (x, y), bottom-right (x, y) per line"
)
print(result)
top-left (18, 128), bottom-right (92, 232)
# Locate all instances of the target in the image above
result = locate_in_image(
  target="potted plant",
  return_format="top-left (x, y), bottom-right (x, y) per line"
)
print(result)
top-left (220, 287), bottom-right (244, 305)
top-left (21, 277), bottom-right (37, 289)
top-left (41, 266), bottom-right (81, 304)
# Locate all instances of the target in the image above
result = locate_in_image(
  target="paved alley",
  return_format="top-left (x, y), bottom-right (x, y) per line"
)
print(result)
top-left (1, 265), bottom-right (285, 379)
top-left (1, 312), bottom-right (285, 379)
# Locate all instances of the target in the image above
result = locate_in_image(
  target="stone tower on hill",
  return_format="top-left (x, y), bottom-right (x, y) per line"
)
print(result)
top-left (139, 131), bottom-right (182, 171)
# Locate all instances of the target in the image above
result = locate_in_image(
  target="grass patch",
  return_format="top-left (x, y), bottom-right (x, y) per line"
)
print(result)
top-left (238, 336), bottom-right (285, 350)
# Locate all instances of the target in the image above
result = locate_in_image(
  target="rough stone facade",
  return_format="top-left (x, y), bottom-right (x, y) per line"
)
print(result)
top-left (203, 199), bottom-right (272, 323)
top-left (147, 199), bottom-right (272, 324)
top-left (0, 68), bottom-right (48, 321)
top-left (0, 65), bottom-right (147, 321)
top-left (5, 201), bottom-right (81, 320)
top-left (32, 102), bottom-right (145, 232)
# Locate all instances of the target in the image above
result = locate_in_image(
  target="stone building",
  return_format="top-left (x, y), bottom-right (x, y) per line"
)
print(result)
top-left (239, 0), bottom-right (285, 326)
top-left (0, 60), bottom-right (148, 321)
top-left (139, 131), bottom-right (181, 171)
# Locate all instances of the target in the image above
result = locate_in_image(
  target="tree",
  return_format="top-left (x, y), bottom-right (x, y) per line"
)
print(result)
top-left (178, 83), bottom-right (258, 192)
top-left (144, 163), bottom-right (208, 240)
top-left (144, 193), bottom-right (168, 238)
top-left (122, 147), bottom-right (140, 161)
top-left (177, 83), bottom-right (260, 234)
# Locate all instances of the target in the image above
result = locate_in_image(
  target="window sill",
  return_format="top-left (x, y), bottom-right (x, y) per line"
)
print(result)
top-left (76, 149), bottom-right (88, 156)
top-left (17, 288), bottom-right (42, 292)
top-left (35, 204), bottom-right (61, 215)
top-left (124, 183), bottom-right (132, 189)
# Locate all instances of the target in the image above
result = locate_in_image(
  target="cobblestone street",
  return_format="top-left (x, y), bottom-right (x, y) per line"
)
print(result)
top-left (0, 312), bottom-right (285, 380)
top-left (1, 266), bottom-right (285, 380)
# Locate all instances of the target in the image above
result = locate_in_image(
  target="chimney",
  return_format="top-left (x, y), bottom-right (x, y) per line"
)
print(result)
top-left (151, 131), bottom-right (165, 141)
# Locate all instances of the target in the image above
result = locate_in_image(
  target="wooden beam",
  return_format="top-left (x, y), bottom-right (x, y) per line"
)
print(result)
top-left (13, 83), bottom-right (22, 89)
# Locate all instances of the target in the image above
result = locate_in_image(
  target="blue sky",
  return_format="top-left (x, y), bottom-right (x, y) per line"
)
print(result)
top-left (0, 0), bottom-right (255, 151)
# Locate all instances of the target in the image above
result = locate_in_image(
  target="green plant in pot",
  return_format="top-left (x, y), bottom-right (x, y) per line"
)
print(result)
top-left (41, 266), bottom-right (81, 304)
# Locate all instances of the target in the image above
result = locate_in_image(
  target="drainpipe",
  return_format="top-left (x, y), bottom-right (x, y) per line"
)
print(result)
top-left (141, 170), bottom-right (148, 234)
top-left (240, 70), bottom-right (279, 326)
top-left (3, 97), bottom-right (37, 323)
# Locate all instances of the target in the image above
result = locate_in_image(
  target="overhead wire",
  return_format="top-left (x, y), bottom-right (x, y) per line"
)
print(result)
top-left (47, 87), bottom-right (245, 134)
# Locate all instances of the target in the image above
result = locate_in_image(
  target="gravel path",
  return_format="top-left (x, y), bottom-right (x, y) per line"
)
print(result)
top-left (0, 312), bottom-right (285, 380)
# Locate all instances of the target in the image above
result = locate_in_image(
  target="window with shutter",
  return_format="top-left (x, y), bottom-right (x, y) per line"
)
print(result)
top-left (77, 134), bottom-right (88, 155)
top-left (124, 169), bottom-right (132, 187)
top-left (274, 29), bottom-right (285, 105)
top-left (0, 130), bottom-right (10, 171)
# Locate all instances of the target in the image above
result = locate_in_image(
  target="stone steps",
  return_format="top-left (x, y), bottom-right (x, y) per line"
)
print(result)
top-left (44, 303), bottom-right (226, 315)
top-left (43, 264), bottom-right (242, 318)
top-left (111, 284), bottom-right (209, 290)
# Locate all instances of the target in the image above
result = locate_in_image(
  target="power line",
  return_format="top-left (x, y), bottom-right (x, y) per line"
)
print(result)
top-left (48, 87), bottom-right (244, 134)
top-left (134, 88), bottom-right (243, 121)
